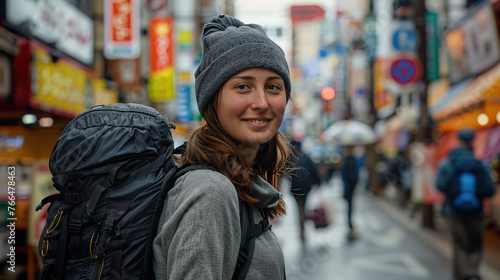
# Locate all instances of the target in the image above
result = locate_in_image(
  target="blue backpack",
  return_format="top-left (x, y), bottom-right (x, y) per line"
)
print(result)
top-left (453, 172), bottom-right (480, 213)
top-left (450, 157), bottom-right (490, 214)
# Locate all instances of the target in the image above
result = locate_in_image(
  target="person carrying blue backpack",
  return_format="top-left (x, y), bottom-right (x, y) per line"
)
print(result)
top-left (436, 129), bottom-right (496, 280)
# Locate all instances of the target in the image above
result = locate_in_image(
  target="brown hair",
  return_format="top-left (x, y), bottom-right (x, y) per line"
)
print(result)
top-left (178, 96), bottom-right (292, 219)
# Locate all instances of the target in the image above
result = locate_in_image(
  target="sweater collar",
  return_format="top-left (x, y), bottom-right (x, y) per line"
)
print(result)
top-left (251, 176), bottom-right (282, 208)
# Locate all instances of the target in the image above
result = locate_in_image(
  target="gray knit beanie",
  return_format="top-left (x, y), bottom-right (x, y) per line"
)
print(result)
top-left (194, 14), bottom-right (291, 117)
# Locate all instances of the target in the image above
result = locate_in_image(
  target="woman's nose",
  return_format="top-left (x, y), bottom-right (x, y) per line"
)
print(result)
top-left (251, 90), bottom-right (270, 110)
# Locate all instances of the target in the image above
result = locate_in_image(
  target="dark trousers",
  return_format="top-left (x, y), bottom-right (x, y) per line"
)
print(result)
top-left (448, 216), bottom-right (484, 280)
top-left (293, 195), bottom-right (308, 240)
top-left (344, 185), bottom-right (356, 229)
top-left (294, 195), bottom-right (307, 231)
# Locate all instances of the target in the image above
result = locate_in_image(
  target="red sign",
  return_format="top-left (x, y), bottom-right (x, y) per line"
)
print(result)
top-left (148, 18), bottom-right (175, 102)
top-left (390, 56), bottom-right (422, 86)
top-left (149, 18), bottom-right (174, 73)
top-left (291, 5), bottom-right (325, 24)
top-left (112, 0), bottom-right (132, 42)
top-left (104, 0), bottom-right (140, 59)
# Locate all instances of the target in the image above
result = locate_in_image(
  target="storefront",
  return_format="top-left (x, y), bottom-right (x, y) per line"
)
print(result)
top-left (426, 1), bottom-right (500, 229)
top-left (0, 2), bottom-right (118, 277)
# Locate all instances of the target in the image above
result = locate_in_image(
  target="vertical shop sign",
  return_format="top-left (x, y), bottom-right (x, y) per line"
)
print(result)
top-left (148, 18), bottom-right (175, 102)
top-left (363, 15), bottom-right (377, 61)
top-left (176, 84), bottom-right (192, 121)
top-left (374, 59), bottom-right (394, 111)
top-left (104, 0), bottom-right (141, 59)
top-left (426, 12), bottom-right (440, 82)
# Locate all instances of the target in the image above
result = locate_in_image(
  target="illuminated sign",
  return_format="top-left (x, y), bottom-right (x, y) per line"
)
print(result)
top-left (104, 0), bottom-right (141, 59)
top-left (148, 18), bottom-right (175, 102)
top-left (31, 44), bottom-right (89, 116)
top-left (6, 0), bottom-right (94, 65)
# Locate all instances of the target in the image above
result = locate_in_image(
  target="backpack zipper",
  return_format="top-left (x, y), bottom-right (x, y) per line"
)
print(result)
top-left (61, 105), bottom-right (175, 135)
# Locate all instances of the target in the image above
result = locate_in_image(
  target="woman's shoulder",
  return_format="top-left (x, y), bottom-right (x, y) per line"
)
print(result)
top-left (175, 168), bottom-right (238, 201)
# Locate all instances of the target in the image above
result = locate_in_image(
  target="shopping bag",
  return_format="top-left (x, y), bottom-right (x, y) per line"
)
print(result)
top-left (311, 203), bottom-right (330, 228)
top-left (307, 187), bottom-right (335, 228)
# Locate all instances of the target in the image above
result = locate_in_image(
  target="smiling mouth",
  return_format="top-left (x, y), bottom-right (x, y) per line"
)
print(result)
top-left (244, 119), bottom-right (270, 124)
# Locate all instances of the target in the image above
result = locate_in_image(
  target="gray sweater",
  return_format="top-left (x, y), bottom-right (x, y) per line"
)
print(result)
top-left (153, 169), bottom-right (285, 279)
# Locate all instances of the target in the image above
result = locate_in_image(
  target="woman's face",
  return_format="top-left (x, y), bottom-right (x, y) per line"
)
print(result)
top-left (216, 67), bottom-right (287, 150)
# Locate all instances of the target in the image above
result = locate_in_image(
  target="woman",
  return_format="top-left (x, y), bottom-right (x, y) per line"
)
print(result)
top-left (153, 15), bottom-right (292, 279)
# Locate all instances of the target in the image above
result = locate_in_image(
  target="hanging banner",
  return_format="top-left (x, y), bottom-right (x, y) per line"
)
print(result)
top-left (374, 59), bottom-right (395, 111)
top-left (104, 0), bottom-right (141, 59)
top-left (426, 11), bottom-right (440, 82)
top-left (148, 17), bottom-right (175, 102)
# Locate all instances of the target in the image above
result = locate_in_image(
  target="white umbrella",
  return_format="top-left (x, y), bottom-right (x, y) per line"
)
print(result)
top-left (324, 120), bottom-right (377, 145)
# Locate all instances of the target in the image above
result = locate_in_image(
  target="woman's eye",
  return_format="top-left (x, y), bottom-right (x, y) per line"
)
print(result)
top-left (236, 84), bottom-right (249, 90)
top-left (267, 85), bottom-right (281, 91)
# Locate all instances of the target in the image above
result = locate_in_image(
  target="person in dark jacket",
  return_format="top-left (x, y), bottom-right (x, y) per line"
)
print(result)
top-left (388, 149), bottom-right (413, 207)
top-left (340, 145), bottom-right (361, 239)
top-left (436, 129), bottom-right (495, 280)
top-left (289, 140), bottom-right (321, 241)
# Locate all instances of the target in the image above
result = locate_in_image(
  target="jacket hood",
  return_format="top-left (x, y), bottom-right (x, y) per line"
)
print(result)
top-left (251, 176), bottom-right (282, 208)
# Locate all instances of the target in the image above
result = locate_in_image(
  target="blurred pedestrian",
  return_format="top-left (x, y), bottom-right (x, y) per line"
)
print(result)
top-left (388, 149), bottom-right (413, 207)
top-left (153, 14), bottom-right (292, 279)
top-left (436, 129), bottom-right (496, 280)
top-left (288, 139), bottom-right (321, 241)
top-left (340, 145), bottom-right (362, 239)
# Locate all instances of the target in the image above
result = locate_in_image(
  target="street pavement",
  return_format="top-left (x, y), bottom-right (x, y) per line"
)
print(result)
top-left (274, 175), bottom-right (500, 280)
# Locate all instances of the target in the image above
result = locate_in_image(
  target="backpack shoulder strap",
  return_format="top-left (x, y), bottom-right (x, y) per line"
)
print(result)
top-left (177, 164), bottom-right (272, 279)
top-left (233, 200), bottom-right (272, 280)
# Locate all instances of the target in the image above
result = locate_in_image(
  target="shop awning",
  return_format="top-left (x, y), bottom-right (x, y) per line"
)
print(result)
top-left (429, 63), bottom-right (500, 131)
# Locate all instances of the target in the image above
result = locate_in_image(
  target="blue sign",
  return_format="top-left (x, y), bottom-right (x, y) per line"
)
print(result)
top-left (176, 84), bottom-right (192, 122)
top-left (392, 21), bottom-right (418, 52)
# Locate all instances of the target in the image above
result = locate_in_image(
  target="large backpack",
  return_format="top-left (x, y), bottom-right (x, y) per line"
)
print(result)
top-left (36, 103), bottom-right (270, 280)
top-left (449, 157), bottom-right (490, 214)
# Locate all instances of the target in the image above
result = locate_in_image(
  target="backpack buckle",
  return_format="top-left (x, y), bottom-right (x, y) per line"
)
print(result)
top-left (64, 193), bottom-right (83, 204)
top-left (260, 219), bottom-right (272, 232)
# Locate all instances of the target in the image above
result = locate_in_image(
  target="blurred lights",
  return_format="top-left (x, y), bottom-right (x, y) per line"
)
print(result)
top-left (497, 111), bottom-right (500, 123)
top-left (39, 117), bottom-right (54, 127)
top-left (321, 87), bottom-right (335, 100)
top-left (477, 113), bottom-right (489, 126)
top-left (22, 114), bottom-right (37, 125)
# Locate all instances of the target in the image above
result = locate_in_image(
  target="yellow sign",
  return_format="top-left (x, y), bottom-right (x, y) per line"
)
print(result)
top-left (92, 79), bottom-right (118, 106)
top-left (31, 46), bottom-right (88, 116)
top-left (148, 67), bottom-right (175, 102)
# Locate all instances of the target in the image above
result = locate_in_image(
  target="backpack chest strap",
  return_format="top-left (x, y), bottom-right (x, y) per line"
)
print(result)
top-left (246, 217), bottom-right (272, 239)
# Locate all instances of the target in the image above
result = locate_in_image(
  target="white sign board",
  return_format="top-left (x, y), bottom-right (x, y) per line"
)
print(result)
top-left (6, 0), bottom-right (94, 65)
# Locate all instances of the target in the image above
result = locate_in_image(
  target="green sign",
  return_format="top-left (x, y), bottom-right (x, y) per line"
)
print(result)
top-left (426, 12), bottom-right (440, 82)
